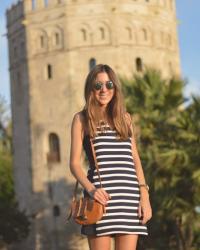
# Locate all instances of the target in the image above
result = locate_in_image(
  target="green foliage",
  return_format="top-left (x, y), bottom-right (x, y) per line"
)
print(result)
top-left (0, 96), bottom-right (30, 246)
top-left (121, 69), bottom-right (200, 250)
top-left (0, 149), bottom-right (30, 247)
top-left (0, 154), bottom-right (14, 204)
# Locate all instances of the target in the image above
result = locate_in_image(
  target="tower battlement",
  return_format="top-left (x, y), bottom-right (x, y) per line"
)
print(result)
top-left (6, 0), bottom-right (175, 17)
top-left (6, 0), bottom-right (67, 26)
top-left (6, 0), bottom-right (24, 26)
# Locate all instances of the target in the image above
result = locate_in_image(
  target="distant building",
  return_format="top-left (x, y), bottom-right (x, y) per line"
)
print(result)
top-left (6, 0), bottom-right (181, 249)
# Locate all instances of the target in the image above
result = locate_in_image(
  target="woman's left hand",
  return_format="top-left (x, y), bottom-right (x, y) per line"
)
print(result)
top-left (138, 192), bottom-right (152, 225)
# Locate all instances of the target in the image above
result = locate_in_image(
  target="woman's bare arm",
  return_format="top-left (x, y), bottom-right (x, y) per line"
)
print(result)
top-left (69, 112), bottom-right (110, 205)
top-left (70, 112), bottom-right (95, 193)
top-left (131, 134), bottom-right (149, 194)
top-left (126, 113), bottom-right (152, 224)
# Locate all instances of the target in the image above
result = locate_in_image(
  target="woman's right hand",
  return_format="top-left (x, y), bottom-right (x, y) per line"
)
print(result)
top-left (89, 188), bottom-right (111, 205)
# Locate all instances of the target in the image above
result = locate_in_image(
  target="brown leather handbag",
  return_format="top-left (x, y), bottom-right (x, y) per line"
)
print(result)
top-left (67, 138), bottom-right (105, 225)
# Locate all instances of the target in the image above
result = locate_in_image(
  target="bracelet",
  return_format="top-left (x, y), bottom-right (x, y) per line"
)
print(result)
top-left (139, 183), bottom-right (149, 191)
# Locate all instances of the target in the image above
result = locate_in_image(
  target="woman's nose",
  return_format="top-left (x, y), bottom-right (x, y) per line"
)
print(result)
top-left (101, 83), bottom-right (107, 92)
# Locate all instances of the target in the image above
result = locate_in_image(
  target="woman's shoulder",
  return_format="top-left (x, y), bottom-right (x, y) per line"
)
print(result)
top-left (72, 111), bottom-right (89, 135)
top-left (73, 111), bottom-right (84, 121)
top-left (72, 111), bottom-right (86, 127)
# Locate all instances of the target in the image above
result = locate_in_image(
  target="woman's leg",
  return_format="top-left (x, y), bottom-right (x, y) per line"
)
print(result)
top-left (88, 235), bottom-right (112, 250)
top-left (115, 234), bottom-right (138, 250)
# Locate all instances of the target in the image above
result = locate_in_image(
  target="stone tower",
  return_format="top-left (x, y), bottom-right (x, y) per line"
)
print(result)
top-left (6, 0), bottom-right (181, 249)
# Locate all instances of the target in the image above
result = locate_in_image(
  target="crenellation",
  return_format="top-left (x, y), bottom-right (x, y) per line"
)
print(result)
top-left (6, 0), bottom-right (24, 26)
top-left (6, 0), bottom-right (176, 19)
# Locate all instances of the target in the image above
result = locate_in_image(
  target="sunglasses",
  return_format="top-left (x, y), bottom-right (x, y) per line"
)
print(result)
top-left (93, 81), bottom-right (114, 91)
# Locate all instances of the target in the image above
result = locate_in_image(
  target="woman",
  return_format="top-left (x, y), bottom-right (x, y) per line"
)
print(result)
top-left (70, 64), bottom-right (152, 250)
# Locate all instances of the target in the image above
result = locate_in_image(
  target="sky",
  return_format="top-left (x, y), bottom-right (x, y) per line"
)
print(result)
top-left (0, 0), bottom-right (200, 109)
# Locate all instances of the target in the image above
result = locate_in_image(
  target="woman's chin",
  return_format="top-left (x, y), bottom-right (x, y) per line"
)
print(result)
top-left (97, 100), bottom-right (111, 107)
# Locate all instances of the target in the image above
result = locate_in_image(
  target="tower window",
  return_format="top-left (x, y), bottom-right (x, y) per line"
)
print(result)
top-left (142, 29), bottom-right (148, 41)
top-left (136, 57), bottom-right (143, 72)
top-left (99, 27), bottom-right (105, 40)
top-left (53, 205), bottom-right (60, 217)
top-left (47, 133), bottom-right (60, 163)
top-left (52, 32), bottom-right (60, 46)
top-left (40, 35), bottom-right (44, 48)
top-left (81, 29), bottom-right (87, 41)
top-left (126, 27), bottom-right (132, 40)
top-left (47, 64), bottom-right (53, 79)
top-left (55, 33), bottom-right (60, 45)
top-left (89, 58), bottom-right (96, 71)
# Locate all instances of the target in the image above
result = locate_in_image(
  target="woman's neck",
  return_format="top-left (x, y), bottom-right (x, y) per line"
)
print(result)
top-left (99, 109), bottom-right (108, 121)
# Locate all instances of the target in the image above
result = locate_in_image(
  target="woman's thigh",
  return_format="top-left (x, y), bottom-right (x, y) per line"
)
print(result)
top-left (115, 234), bottom-right (138, 250)
top-left (87, 235), bottom-right (112, 250)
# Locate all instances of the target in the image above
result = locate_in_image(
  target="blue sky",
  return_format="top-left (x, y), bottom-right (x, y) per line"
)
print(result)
top-left (0, 0), bottom-right (200, 107)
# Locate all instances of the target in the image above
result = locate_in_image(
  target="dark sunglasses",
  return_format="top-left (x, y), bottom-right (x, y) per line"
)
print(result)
top-left (93, 81), bottom-right (114, 91)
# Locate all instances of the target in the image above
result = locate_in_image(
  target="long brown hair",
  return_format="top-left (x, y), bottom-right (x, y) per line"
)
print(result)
top-left (82, 64), bottom-right (132, 139)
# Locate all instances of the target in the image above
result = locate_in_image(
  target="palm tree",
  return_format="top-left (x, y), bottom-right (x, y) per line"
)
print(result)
top-left (121, 69), bottom-right (200, 250)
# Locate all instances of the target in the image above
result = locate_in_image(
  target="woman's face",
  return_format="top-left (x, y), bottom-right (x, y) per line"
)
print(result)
top-left (93, 72), bottom-right (115, 108)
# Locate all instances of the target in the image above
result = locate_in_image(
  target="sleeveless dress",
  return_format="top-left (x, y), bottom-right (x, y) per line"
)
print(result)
top-left (82, 125), bottom-right (148, 236)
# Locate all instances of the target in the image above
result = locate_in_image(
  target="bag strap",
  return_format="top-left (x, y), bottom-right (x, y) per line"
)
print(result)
top-left (73, 138), bottom-right (102, 200)
top-left (89, 138), bottom-right (103, 189)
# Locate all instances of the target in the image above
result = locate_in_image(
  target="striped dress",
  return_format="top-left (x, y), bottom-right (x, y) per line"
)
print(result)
top-left (82, 125), bottom-right (148, 236)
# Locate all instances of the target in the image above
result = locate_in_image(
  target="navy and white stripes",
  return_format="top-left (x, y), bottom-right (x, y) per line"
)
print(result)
top-left (87, 127), bottom-right (148, 236)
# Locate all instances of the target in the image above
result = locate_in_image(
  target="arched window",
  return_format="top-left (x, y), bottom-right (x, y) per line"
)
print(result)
top-left (55, 33), bottom-right (59, 45)
top-left (40, 35), bottom-right (44, 48)
top-left (81, 28), bottom-right (87, 41)
top-left (35, 30), bottom-right (48, 53)
top-left (89, 58), bottom-right (96, 71)
top-left (47, 133), bottom-right (60, 163)
top-left (52, 32), bottom-right (60, 46)
top-left (51, 28), bottom-right (63, 49)
top-left (142, 29), bottom-right (148, 41)
top-left (136, 57), bottom-right (143, 72)
top-left (100, 27), bottom-right (105, 40)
